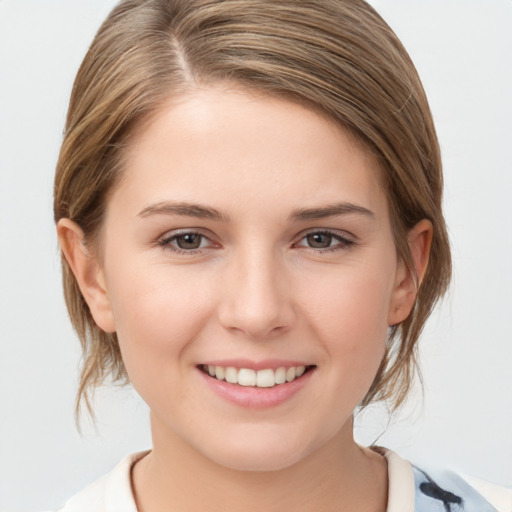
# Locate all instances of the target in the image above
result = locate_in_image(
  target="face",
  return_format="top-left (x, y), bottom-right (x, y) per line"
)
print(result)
top-left (77, 86), bottom-right (415, 471)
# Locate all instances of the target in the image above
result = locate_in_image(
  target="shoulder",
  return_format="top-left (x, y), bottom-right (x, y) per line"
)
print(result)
top-left (56, 451), bottom-right (148, 512)
top-left (463, 475), bottom-right (512, 512)
top-left (377, 447), bottom-right (512, 512)
top-left (413, 465), bottom-right (512, 512)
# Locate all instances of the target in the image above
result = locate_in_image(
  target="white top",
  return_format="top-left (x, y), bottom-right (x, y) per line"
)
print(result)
top-left (57, 449), bottom-right (512, 511)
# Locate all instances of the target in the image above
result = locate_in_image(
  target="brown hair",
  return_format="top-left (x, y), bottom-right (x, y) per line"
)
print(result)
top-left (54, 0), bottom-right (451, 416)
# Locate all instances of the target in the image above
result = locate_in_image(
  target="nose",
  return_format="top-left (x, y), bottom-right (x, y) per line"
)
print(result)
top-left (217, 247), bottom-right (296, 340)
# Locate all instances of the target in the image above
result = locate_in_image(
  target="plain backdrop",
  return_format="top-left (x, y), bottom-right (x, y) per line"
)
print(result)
top-left (0, 1), bottom-right (511, 510)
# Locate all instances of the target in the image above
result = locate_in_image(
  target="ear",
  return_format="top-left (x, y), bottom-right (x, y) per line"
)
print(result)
top-left (57, 219), bottom-right (116, 333)
top-left (388, 219), bottom-right (433, 326)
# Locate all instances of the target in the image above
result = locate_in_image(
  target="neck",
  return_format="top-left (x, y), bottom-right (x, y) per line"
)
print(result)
top-left (132, 415), bottom-right (387, 512)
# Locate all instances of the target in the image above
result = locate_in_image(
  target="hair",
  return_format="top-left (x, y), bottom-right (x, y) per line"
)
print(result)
top-left (54, 0), bottom-right (451, 417)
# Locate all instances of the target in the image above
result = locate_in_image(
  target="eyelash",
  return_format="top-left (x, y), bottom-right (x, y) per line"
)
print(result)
top-left (157, 230), bottom-right (215, 254)
top-left (157, 229), bottom-right (355, 254)
top-left (293, 230), bottom-right (355, 252)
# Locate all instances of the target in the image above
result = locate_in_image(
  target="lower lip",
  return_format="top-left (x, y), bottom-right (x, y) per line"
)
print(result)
top-left (198, 368), bottom-right (314, 409)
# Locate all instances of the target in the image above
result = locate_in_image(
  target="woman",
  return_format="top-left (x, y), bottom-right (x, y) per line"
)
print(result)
top-left (52, 0), bottom-right (510, 510)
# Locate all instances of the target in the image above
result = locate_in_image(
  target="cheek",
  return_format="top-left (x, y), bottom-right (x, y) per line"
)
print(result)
top-left (106, 266), bottom-right (215, 382)
top-left (301, 271), bottom-right (392, 380)
top-left (306, 270), bottom-right (392, 339)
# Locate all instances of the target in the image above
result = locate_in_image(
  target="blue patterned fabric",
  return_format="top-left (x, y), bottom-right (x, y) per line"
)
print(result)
top-left (413, 466), bottom-right (498, 512)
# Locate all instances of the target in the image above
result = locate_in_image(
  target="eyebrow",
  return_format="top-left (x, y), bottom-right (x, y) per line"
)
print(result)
top-left (138, 201), bottom-right (230, 222)
top-left (138, 200), bottom-right (374, 223)
top-left (290, 202), bottom-right (375, 221)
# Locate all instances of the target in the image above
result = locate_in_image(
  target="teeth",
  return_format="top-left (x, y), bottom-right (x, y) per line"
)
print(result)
top-left (238, 368), bottom-right (256, 387)
top-left (225, 367), bottom-right (238, 384)
top-left (286, 367), bottom-right (296, 382)
top-left (215, 366), bottom-right (225, 380)
top-left (205, 365), bottom-right (310, 387)
top-left (256, 369), bottom-right (275, 388)
top-left (275, 367), bottom-right (286, 384)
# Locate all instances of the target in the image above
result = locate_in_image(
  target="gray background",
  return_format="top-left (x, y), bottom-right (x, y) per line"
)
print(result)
top-left (1, 1), bottom-right (511, 510)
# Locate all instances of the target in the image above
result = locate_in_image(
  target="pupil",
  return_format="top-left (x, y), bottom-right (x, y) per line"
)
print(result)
top-left (307, 233), bottom-right (332, 248)
top-left (177, 233), bottom-right (201, 249)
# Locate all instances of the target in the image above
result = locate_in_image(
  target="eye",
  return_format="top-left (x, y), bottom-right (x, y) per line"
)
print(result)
top-left (158, 231), bottom-right (215, 252)
top-left (173, 233), bottom-right (206, 250)
top-left (305, 232), bottom-right (335, 249)
top-left (295, 230), bottom-right (354, 251)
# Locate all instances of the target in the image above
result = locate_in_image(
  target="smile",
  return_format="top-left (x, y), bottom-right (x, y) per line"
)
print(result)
top-left (200, 364), bottom-right (314, 388)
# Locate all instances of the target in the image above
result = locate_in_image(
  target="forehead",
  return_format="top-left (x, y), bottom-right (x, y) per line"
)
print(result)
top-left (114, 85), bottom-right (388, 220)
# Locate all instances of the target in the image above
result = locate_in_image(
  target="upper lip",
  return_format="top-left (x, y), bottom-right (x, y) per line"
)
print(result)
top-left (199, 359), bottom-right (314, 371)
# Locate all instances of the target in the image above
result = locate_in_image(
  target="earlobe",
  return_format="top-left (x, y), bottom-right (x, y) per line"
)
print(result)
top-left (388, 219), bottom-right (433, 326)
top-left (57, 219), bottom-right (116, 333)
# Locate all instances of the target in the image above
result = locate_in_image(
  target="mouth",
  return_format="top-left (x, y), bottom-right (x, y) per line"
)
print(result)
top-left (199, 364), bottom-right (316, 388)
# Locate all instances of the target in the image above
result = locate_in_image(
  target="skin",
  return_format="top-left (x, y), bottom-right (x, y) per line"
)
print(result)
top-left (59, 85), bottom-right (431, 512)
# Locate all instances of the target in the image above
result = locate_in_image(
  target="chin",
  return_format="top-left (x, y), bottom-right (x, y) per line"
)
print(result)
top-left (196, 427), bottom-right (322, 473)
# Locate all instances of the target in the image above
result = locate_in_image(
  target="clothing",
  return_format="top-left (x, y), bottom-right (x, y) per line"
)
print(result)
top-left (57, 449), bottom-right (512, 512)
